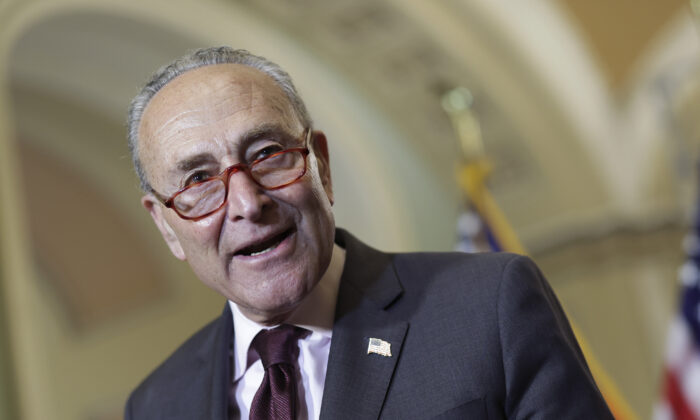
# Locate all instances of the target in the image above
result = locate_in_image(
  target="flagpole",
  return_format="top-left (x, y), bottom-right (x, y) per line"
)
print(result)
top-left (442, 87), bottom-right (638, 420)
top-left (441, 88), bottom-right (527, 253)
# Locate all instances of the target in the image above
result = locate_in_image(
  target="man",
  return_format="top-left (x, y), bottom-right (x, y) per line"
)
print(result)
top-left (125, 47), bottom-right (613, 419)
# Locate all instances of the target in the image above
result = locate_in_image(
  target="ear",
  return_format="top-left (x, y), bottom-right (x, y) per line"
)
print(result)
top-left (311, 130), bottom-right (333, 205)
top-left (142, 194), bottom-right (186, 260)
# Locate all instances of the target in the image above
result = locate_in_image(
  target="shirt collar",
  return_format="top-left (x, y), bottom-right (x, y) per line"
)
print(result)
top-left (229, 243), bottom-right (346, 381)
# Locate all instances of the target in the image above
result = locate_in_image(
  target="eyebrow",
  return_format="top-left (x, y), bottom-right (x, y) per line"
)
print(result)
top-left (239, 123), bottom-right (294, 145)
top-left (176, 153), bottom-right (217, 172)
top-left (172, 123), bottom-right (303, 173)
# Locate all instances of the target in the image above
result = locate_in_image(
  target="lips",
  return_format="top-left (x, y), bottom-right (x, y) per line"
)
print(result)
top-left (235, 228), bottom-right (294, 257)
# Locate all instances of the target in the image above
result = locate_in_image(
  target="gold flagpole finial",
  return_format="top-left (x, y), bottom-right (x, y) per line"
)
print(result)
top-left (441, 87), bottom-right (485, 163)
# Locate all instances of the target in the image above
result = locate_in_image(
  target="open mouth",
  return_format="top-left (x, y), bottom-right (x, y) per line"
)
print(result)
top-left (235, 228), bottom-right (294, 257)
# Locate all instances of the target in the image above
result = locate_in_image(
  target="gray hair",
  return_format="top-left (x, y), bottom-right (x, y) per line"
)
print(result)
top-left (127, 46), bottom-right (313, 191)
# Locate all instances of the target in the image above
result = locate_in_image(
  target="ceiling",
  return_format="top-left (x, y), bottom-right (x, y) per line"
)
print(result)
top-left (556, 0), bottom-right (688, 90)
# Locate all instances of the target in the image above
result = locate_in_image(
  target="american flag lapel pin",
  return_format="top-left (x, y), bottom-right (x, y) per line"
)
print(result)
top-left (367, 337), bottom-right (392, 357)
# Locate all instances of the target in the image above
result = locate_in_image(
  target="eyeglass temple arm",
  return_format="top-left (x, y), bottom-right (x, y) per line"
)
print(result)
top-left (147, 186), bottom-right (171, 206)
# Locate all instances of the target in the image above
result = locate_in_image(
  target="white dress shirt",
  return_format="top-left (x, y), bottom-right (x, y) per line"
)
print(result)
top-left (228, 243), bottom-right (346, 420)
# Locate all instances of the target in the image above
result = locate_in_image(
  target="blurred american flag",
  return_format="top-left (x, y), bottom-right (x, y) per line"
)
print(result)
top-left (656, 227), bottom-right (700, 419)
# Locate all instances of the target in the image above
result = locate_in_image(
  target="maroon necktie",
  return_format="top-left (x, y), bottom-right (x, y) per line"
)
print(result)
top-left (249, 325), bottom-right (308, 420)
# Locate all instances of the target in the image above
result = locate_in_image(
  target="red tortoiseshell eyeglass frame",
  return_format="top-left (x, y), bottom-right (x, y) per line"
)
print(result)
top-left (151, 128), bottom-right (311, 221)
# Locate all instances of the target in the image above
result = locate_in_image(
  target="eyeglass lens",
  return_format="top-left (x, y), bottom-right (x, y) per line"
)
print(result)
top-left (172, 149), bottom-right (306, 218)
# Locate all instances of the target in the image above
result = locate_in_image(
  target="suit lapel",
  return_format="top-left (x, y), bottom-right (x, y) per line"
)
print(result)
top-left (320, 229), bottom-right (407, 420)
top-left (189, 303), bottom-right (233, 420)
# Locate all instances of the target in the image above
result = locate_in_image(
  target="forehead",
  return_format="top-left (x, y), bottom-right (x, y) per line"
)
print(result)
top-left (138, 63), bottom-right (300, 167)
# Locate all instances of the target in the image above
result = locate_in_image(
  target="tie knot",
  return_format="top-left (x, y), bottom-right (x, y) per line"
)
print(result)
top-left (251, 325), bottom-right (308, 369)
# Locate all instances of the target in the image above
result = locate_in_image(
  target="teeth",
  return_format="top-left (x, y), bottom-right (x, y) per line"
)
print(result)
top-left (248, 240), bottom-right (281, 256)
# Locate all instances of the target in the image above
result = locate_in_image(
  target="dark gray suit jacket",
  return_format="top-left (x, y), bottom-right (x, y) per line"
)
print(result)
top-left (126, 229), bottom-right (613, 419)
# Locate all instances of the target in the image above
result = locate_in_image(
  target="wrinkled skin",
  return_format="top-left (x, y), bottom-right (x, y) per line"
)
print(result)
top-left (139, 64), bottom-right (335, 325)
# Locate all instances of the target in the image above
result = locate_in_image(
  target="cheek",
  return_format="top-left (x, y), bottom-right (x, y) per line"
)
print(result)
top-left (274, 180), bottom-right (334, 246)
top-left (289, 178), bottom-right (333, 223)
top-left (174, 213), bottom-right (225, 255)
top-left (299, 182), bottom-right (335, 248)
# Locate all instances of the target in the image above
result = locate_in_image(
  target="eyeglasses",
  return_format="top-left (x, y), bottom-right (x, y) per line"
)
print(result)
top-left (153, 129), bottom-right (311, 221)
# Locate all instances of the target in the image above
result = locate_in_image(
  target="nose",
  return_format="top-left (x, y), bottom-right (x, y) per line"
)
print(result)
top-left (224, 170), bottom-right (272, 222)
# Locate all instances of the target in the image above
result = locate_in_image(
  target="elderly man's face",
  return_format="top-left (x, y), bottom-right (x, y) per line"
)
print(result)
top-left (139, 64), bottom-right (335, 324)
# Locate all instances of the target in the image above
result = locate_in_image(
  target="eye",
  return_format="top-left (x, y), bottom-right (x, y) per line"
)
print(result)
top-left (251, 144), bottom-right (285, 161)
top-left (184, 170), bottom-right (212, 186)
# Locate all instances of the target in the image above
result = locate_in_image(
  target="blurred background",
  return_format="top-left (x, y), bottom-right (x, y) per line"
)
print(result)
top-left (2, 0), bottom-right (700, 418)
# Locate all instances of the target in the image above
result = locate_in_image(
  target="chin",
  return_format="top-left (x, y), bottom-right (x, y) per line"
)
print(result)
top-left (237, 273), bottom-right (314, 316)
top-left (244, 296), bottom-right (305, 325)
